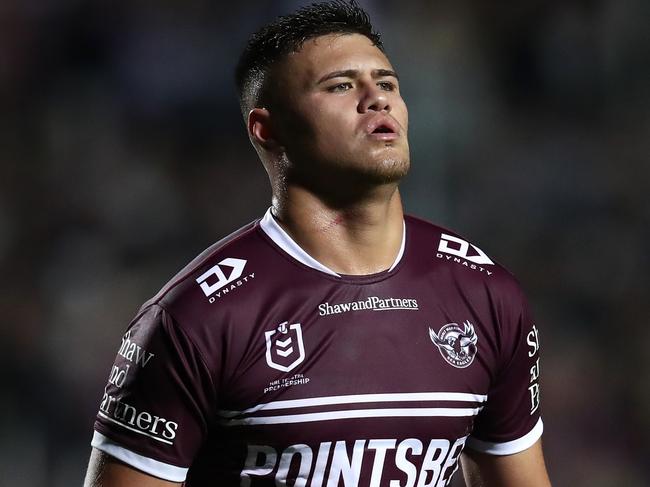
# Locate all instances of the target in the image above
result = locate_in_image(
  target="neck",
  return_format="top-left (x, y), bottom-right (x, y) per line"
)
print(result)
top-left (271, 183), bottom-right (405, 275)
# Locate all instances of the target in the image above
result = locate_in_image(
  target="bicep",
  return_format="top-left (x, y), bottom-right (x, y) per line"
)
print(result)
top-left (84, 448), bottom-right (182, 487)
top-left (460, 439), bottom-right (552, 487)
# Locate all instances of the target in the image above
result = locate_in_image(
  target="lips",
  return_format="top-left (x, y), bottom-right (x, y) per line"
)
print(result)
top-left (365, 115), bottom-right (400, 139)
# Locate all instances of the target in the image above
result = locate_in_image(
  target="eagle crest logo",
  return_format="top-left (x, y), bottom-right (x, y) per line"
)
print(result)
top-left (429, 321), bottom-right (478, 368)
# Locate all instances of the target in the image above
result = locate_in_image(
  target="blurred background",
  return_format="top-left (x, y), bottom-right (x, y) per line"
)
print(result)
top-left (0, 0), bottom-right (648, 485)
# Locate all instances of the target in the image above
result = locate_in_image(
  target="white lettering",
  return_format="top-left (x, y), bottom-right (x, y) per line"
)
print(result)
top-left (311, 442), bottom-right (332, 487)
top-left (241, 445), bottom-right (277, 487)
top-left (150, 415), bottom-right (166, 435)
top-left (435, 253), bottom-right (494, 276)
top-left (118, 331), bottom-right (131, 355)
top-left (204, 272), bottom-right (255, 304)
top-left (134, 348), bottom-right (155, 368)
top-left (115, 402), bottom-right (137, 425)
top-left (98, 392), bottom-right (178, 443)
top-left (117, 333), bottom-right (155, 368)
top-left (368, 439), bottom-right (396, 487)
top-left (236, 438), bottom-right (469, 487)
top-left (392, 439), bottom-right (422, 487)
top-left (530, 358), bottom-right (540, 382)
top-left (108, 364), bottom-right (130, 388)
top-left (276, 444), bottom-right (313, 487)
top-left (436, 437), bottom-right (466, 486)
top-left (136, 411), bottom-right (152, 430)
top-left (318, 296), bottom-right (419, 316)
top-left (417, 440), bottom-right (449, 487)
top-left (527, 325), bottom-right (540, 357)
top-left (163, 421), bottom-right (178, 440)
top-left (99, 390), bottom-right (113, 412)
top-left (125, 342), bottom-right (136, 361)
top-left (327, 440), bottom-right (365, 487)
top-left (529, 383), bottom-right (540, 414)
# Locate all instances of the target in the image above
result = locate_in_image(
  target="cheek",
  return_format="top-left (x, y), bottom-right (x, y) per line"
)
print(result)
top-left (284, 108), bottom-right (348, 156)
top-left (394, 98), bottom-right (409, 130)
top-left (313, 107), bottom-right (355, 138)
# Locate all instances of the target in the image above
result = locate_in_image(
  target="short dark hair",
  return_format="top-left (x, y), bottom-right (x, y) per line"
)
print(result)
top-left (235, 0), bottom-right (383, 118)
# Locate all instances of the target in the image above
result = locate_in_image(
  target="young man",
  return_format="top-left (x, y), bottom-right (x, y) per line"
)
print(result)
top-left (84, 2), bottom-right (552, 486)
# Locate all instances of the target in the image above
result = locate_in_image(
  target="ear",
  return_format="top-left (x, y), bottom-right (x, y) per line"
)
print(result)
top-left (248, 108), bottom-right (283, 151)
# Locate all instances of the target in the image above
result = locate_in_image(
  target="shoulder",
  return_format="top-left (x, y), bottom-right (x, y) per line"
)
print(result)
top-left (139, 218), bottom-right (268, 322)
top-left (404, 213), bottom-right (526, 302)
top-left (404, 215), bottom-right (534, 363)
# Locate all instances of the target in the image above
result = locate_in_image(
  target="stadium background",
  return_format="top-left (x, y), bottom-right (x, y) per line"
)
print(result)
top-left (0, 0), bottom-right (647, 485)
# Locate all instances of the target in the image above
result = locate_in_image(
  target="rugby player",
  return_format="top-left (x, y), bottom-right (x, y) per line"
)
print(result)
top-left (84, 1), bottom-right (552, 486)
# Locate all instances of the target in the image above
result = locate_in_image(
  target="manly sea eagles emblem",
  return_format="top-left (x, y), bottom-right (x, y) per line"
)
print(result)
top-left (265, 321), bottom-right (306, 372)
top-left (429, 321), bottom-right (478, 368)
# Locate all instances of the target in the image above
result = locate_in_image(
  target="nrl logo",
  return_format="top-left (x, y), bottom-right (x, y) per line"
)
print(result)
top-left (265, 322), bottom-right (306, 373)
top-left (429, 321), bottom-right (478, 368)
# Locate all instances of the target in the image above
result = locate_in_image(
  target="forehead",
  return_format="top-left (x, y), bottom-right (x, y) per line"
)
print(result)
top-left (281, 33), bottom-right (393, 84)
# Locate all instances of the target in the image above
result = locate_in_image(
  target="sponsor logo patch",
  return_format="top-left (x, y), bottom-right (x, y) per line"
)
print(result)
top-left (319, 296), bottom-right (419, 317)
top-left (195, 257), bottom-right (255, 303)
top-left (429, 321), bottom-right (478, 368)
top-left (527, 324), bottom-right (541, 414)
top-left (99, 330), bottom-right (178, 445)
top-left (436, 234), bottom-right (494, 276)
top-left (265, 322), bottom-right (306, 373)
top-left (241, 437), bottom-right (467, 487)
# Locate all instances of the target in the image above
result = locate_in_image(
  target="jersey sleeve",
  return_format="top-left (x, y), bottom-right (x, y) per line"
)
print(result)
top-left (92, 304), bottom-right (217, 482)
top-left (466, 283), bottom-right (544, 455)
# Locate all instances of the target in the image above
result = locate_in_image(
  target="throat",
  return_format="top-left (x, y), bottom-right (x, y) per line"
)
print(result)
top-left (271, 190), bottom-right (405, 276)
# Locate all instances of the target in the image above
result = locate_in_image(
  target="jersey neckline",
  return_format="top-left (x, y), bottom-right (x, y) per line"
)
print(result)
top-left (258, 207), bottom-right (406, 283)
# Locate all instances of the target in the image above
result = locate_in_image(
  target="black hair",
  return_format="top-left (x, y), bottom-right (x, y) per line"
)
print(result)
top-left (235, 0), bottom-right (383, 118)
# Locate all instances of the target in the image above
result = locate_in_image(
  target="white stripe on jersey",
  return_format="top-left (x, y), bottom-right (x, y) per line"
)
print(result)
top-left (467, 418), bottom-right (544, 456)
top-left (92, 431), bottom-right (188, 482)
top-left (220, 406), bottom-right (484, 426)
top-left (219, 391), bottom-right (487, 418)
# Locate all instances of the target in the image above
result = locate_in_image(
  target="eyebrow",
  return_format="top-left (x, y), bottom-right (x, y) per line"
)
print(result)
top-left (317, 68), bottom-right (400, 84)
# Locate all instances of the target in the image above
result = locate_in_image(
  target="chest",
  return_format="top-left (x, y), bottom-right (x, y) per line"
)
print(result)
top-left (216, 282), bottom-right (498, 434)
top-left (190, 278), bottom-right (502, 486)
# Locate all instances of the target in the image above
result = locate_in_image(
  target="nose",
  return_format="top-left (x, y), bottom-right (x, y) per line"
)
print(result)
top-left (358, 82), bottom-right (390, 113)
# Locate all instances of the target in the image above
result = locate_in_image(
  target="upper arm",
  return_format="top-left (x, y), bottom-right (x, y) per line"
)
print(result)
top-left (83, 448), bottom-right (182, 487)
top-left (460, 439), bottom-right (552, 487)
top-left (89, 305), bottom-right (216, 482)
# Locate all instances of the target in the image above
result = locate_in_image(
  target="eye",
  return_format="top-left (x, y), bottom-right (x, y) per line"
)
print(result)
top-left (328, 82), bottom-right (353, 92)
top-left (378, 80), bottom-right (396, 91)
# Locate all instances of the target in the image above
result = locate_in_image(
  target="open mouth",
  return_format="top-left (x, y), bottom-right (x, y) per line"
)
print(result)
top-left (366, 116), bottom-right (399, 138)
top-left (368, 121), bottom-right (399, 140)
top-left (372, 125), bottom-right (395, 134)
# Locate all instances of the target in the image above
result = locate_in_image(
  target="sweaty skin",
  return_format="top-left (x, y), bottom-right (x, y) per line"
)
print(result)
top-left (249, 34), bottom-right (410, 275)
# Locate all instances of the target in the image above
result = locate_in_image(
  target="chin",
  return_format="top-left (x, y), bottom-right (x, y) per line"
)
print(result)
top-left (362, 156), bottom-right (411, 184)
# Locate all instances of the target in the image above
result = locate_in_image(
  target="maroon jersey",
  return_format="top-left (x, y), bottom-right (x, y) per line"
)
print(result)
top-left (92, 209), bottom-right (544, 486)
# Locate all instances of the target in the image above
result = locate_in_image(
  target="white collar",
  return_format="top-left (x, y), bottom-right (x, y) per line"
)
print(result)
top-left (259, 207), bottom-right (406, 277)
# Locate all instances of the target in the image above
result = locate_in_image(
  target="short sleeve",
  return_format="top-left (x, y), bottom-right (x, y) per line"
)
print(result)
top-left (92, 304), bottom-right (216, 481)
top-left (467, 285), bottom-right (544, 455)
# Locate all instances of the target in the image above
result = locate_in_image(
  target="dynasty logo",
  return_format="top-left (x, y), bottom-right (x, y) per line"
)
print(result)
top-left (429, 321), bottom-right (478, 368)
top-left (195, 257), bottom-right (255, 303)
top-left (436, 234), bottom-right (494, 276)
